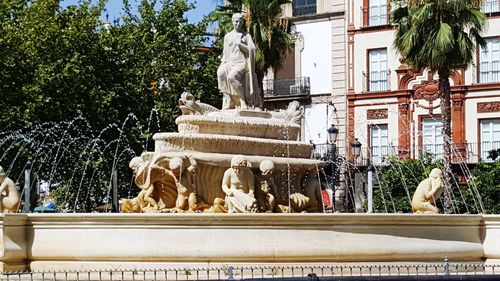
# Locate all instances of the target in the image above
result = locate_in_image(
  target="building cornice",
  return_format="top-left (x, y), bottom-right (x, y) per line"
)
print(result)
top-left (290, 11), bottom-right (344, 23)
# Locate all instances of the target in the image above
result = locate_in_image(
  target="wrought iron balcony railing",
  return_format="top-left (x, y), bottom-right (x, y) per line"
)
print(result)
top-left (312, 142), bottom-right (500, 165)
top-left (482, 0), bottom-right (500, 13)
top-left (263, 77), bottom-right (310, 98)
top-left (293, 5), bottom-right (317, 16)
top-left (362, 70), bottom-right (390, 92)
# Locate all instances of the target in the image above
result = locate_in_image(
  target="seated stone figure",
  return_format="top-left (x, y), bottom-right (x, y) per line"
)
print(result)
top-left (411, 168), bottom-right (444, 214)
top-left (222, 155), bottom-right (257, 213)
top-left (217, 13), bottom-right (261, 110)
top-left (254, 160), bottom-right (278, 212)
top-left (0, 166), bottom-right (20, 213)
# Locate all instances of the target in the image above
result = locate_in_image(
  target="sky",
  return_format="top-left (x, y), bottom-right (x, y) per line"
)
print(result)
top-left (60, 0), bottom-right (219, 23)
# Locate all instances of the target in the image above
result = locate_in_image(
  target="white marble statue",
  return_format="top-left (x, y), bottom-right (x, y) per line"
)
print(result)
top-left (0, 166), bottom-right (20, 213)
top-left (222, 155), bottom-right (258, 213)
top-left (411, 168), bottom-right (444, 214)
top-left (217, 13), bottom-right (262, 110)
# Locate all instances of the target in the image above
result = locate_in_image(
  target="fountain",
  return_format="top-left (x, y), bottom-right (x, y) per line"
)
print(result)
top-left (0, 13), bottom-right (498, 273)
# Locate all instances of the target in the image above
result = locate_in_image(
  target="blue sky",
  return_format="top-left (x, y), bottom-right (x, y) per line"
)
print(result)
top-left (61, 0), bottom-right (219, 23)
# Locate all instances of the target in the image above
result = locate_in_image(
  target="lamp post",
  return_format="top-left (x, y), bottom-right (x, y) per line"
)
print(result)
top-left (351, 138), bottom-right (374, 213)
top-left (348, 139), bottom-right (362, 212)
top-left (323, 124), bottom-right (338, 212)
top-left (327, 124), bottom-right (338, 160)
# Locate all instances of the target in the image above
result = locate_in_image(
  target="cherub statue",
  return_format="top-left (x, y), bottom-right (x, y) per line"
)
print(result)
top-left (254, 160), bottom-right (278, 212)
top-left (0, 166), bottom-right (20, 213)
top-left (167, 156), bottom-right (210, 213)
top-left (221, 155), bottom-right (257, 213)
top-left (411, 168), bottom-right (444, 214)
top-left (129, 156), bottom-right (161, 211)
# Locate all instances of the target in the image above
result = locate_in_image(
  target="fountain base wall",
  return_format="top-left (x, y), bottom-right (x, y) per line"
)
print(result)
top-left (0, 214), bottom-right (498, 272)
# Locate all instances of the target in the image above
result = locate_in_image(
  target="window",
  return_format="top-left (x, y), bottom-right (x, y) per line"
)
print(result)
top-left (480, 120), bottom-right (500, 161)
top-left (483, 0), bottom-right (499, 13)
top-left (370, 124), bottom-right (388, 165)
top-left (293, 0), bottom-right (317, 16)
top-left (369, 0), bottom-right (387, 26)
top-left (422, 118), bottom-right (443, 160)
top-left (479, 38), bottom-right (500, 83)
top-left (368, 49), bottom-right (388, 92)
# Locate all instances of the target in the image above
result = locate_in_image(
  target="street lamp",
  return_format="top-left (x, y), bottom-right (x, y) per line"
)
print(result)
top-left (352, 138), bottom-right (362, 159)
top-left (327, 124), bottom-right (338, 144)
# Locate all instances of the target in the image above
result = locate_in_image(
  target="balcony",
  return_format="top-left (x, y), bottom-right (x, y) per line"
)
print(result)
top-left (293, 5), bottom-right (317, 16)
top-left (312, 142), bottom-right (500, 165)
top-left (482, 1), bottom-right (500, 13)
top-left (263, 77), bottom-right (310, 98)
top-left (362, 70), bottom-right (390, 92)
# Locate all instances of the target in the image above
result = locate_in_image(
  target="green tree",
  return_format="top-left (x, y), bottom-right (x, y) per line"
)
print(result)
top-left (209, 0), bottom-right (294, 96)
top-left (0, 0), bottom-right (221, 211)
top-left (391, 0), bottom-right (486, 213)
top-left (469, 161), bottom-right (500, 214)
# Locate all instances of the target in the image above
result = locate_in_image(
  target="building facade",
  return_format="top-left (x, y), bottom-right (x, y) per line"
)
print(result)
top-left (265, 0), bottom-right (500, 212)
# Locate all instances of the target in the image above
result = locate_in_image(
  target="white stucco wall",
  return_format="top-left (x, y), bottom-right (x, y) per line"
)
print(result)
top-left (304, 103), bottom-right (334, 143)
top-left (353, 102), bottom-right (399, 147)
top-left (296, 20), bottom-right (332, 95)
top-left (353, 30), bottom-right (399, 93)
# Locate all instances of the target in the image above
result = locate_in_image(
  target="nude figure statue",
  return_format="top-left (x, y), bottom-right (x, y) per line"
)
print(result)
top-left (254, 160), bottom-right (278, 212)
top-left (217, 13), bottom-right (262, 110)
top-left (221, 155), bottom-right (257, 213)
top-left (411, 168), bottom-right (445, 214)
top-left (0, 166), bottom-right (20, 213)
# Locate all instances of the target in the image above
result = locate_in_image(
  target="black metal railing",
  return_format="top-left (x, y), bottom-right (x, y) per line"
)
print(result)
top-left (482, 0), bottom-right (500, 13)
top-left (293, 5), bottom-right (317, 16)
top-left (312, 142), bottom-right (500, 165)
top-left (263, 77), bottom-right (310, 97)
top-left (2, 262), bottom-right (499, 280)
top-left (362, 70), bottom-right (391, 92)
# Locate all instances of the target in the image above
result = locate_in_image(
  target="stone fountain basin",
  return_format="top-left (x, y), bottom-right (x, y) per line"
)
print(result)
top-left (1, 213), bottom-right (498, 272)
top-left (175, 114), bottom-right (301, 141)
top-left (154, 132), bottom-right (313, 158)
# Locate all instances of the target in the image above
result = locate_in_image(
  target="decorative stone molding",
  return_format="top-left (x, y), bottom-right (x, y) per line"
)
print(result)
top-left (396, 64), bottom-right (422, 90)
top-left (477, 102), bottom-right (500, 113)
top-left (367, 109), bottom-right (388, 120)
top-left (452, 100), bottom-right (464, 112)
top-left (413, 72), bottom-right (440, 102)
top-left (398, 103), bottom-right (409, 117)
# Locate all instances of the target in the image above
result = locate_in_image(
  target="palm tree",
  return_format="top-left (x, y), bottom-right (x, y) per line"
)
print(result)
top-left (209, 0), bottom-right (295, 99)
top-left (392, 0), bottom-right (486, 213)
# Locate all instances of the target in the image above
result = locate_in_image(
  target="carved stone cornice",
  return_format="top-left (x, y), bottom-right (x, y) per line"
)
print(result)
top-left (367, 109), bottom-right (388, 120)
top-left (477, 102), bottom-right (500, 113)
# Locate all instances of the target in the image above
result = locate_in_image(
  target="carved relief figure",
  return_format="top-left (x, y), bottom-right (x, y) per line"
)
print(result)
top-left (167, 156), bottom-right (210, 212)
top-left (302, 169), bottom-right (324, 213)
top-left (217, 13), bottom-right (262, 110)
top-left (178, 92), bottom-right (220, 115)
top-left (222, 155), bottom-right (257, 213)
top-left (125, 155), bottom-right (178, 213)
top-left (411, 168), bottom-right (444, 214)
top-left (129, 156), bottom-right (161, 211)
top-left (254, 160), bottom-right (278, 212)
top-left (0, 166), bottom-right (20, 213)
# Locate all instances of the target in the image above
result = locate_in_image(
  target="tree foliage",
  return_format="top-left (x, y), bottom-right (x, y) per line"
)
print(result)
top-left (0, 0), bottom-right (220, 211)
top-left (469, 161), bottom-right (500, 214)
